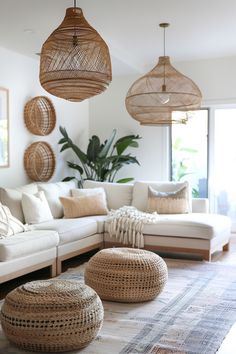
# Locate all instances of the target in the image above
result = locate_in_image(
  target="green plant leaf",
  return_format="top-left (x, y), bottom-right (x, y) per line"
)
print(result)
top-left (60, 144), bottom-right (70, 152)
top-left (67, 161), bottom-right (84, 175)
top-left (58, 138), bottom-right (67, 145)
top-left (116, 177), bottom-right (134, 183)
top-left (107, 155), bottom-right (140, 165)
top-left (62, 176), bottom-right (75, 182)
top-left (71, 143), bottom-right (87, 164)
top-left (98, 129), bottom-right (117, 158)
top-left (179, 147), bottom-right (198, 153)
top-left (87, 135), bottom-right (100, 162)
top-left (59, 126), bottom-right (68, 139)
top-left (115, 135), bottom-right (141, 155)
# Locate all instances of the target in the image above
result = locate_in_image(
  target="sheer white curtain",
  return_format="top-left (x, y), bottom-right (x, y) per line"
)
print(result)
top-left (211, 108), bottom-right (236, 231)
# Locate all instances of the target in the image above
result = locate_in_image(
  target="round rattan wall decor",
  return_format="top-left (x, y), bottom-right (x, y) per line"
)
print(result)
top-left (24, 96), bottom-right (56, 136)
top-left (24, 142), bottom-right (55, 182)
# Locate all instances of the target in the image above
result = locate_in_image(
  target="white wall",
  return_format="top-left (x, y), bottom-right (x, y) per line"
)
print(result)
top-left (175, 56), bottom-right (236, 105)
top-left (0, 46), bottom-right (89, 188)
top-left (89, 56), bottom-right (236, 181)
top-left (89, 76), bottom-right (169, 182)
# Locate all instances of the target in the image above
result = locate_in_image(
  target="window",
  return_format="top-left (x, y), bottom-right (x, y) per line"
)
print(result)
top-left (170, 110), bottom-right (209, 197)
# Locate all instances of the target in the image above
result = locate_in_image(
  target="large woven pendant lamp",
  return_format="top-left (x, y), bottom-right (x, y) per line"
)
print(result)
top-left (39, 0), bottom-right (112, 102)
top-left (125, 23), bottom-right (202, 126)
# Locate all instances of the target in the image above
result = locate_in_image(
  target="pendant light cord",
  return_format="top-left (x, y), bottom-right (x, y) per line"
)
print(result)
top-left (163, 25), bottom-right (166, 89)
top-left (159, 23), bottom-right (170, 91)
top-left (73, 0), bottom-right (78, 46)
top-left (163, 25), bottom-right (166, 57)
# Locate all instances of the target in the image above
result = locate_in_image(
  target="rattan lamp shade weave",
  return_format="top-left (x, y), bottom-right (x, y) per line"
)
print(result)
top-left (126, 56), bottom-right (202, 126)
top-left (24, 142), bottom-right (55, 182)
top-left (24, 96), bottom-right (56, 135)
top-left (40, 7), bottom-right (112, 102)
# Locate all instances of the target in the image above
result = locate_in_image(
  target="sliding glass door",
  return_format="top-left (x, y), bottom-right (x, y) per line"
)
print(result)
top-left (171, 110), bottom-right (209, 198)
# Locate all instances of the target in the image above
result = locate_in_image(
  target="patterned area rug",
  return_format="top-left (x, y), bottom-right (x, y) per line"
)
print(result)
top-left (1, 259), bottom-right (236, 354)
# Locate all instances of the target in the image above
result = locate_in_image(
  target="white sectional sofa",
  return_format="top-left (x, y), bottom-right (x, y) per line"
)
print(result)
top-left (0, 179), bottom-right (231, 284)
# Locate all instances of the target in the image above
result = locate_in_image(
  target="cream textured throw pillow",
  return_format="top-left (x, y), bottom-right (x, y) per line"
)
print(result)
top-left (147, 185), bottom-right (190, 214)
top-left (21, 191), bottom-right (53, 224)
top-left (0, 203), bottom-right (28, 238)
top-left (60, 193), bottom-right (108, 218)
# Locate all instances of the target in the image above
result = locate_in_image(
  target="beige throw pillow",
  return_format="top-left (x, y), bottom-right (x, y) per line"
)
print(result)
top-left (60, 194), bottom-right (108, 218)
top-left (21, 191), bottom-right (53, 224)
top-left (147, 185), bottom-right (190, 214)
top-left (0, 203), bottom-right (28, 238)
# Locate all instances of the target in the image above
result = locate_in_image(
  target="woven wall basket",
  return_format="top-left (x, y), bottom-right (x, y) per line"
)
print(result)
top-left (24, 142), bottom-right (55, 182)
top-left (24, 96), bottom-right (56, 136)
top-left (40, 7), bottom-right (112, 102)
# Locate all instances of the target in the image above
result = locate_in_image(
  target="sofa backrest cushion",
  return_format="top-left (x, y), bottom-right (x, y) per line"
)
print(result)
top-left (132, 181), bottom-right (192, 212)
top-left (0, 183), bottom-right (38, 223)
top-left (38, 180), bottom-right (77, 218)
top-left (83, 180), bottom-right (133, 210)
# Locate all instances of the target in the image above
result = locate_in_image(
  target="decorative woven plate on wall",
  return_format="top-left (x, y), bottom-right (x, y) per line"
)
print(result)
top-left (24, 96), bottom-right (56, 136)
top-left (24, 142), bottom-right (56, 182)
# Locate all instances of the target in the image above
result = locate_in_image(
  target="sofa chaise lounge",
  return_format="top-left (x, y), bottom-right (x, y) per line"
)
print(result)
top-left (0, 179), bottom-right (231, 284)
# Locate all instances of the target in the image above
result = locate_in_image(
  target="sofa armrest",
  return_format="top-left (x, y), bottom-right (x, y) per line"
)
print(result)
top-left (192, 198), bottom-right (209, 213)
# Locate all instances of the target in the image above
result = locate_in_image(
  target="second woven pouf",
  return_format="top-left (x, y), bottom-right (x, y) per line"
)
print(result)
top-left (85, 248), bottom-right (168, 303)
top-left (0, 279), bottom-right (104, 352)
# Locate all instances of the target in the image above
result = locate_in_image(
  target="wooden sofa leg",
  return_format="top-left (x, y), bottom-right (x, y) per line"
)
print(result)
top-left (223, 242), bottom-right (230, 251)
top-left (50, 260), bottom-right (57, 278)
top-left (202, 250), bottom-right (211, 261)
top-left (56, 258), bottom-right (62, 276)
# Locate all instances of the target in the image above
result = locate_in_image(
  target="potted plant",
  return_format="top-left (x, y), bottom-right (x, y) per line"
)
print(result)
top-left (59, 126), bottom-right (141, 186)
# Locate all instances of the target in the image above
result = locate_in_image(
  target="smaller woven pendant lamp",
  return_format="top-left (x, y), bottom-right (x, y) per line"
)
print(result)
top-left (40, 0), bottom-right (112, 102)
top-left (125, 23), bottom-right (202, 126)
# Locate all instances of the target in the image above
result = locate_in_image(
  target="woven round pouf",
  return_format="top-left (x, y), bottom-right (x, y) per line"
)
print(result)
top-left (85, 248), bottom-right (168, 303)
top-left (0, 279), bottom-right (104, 352)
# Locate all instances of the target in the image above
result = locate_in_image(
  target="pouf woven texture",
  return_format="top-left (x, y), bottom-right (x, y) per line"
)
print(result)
top-left (85, 248), bottom-right (168, 303)
top-left (0, 279), bottom-right (104, 352)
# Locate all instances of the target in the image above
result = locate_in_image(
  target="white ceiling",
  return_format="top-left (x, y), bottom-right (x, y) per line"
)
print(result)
top-left (0, 0), bottom-right (236, 75)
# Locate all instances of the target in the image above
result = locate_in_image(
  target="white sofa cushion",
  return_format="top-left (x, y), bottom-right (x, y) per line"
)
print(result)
top-left (83, 180), bottom-right (133, 210)
top-left (72, 187), bottom-right (105, 198)
top-left (0, 183), bottom-right (38, 223)
top-left (132, 181), bottom-right (192, 212)
top-left (141, 213), bottom-right (231, 240)
top-left (34, 217), bottom-right (99, 245)
top-left (38, 180), bottom-right (76, 218)
top-left (0, 230), bottom-right (59, 261)
top-left (192, 198), bottom-right (209, 213)
top-left (21, 191), bottom-right (53, 224)
top-left (104, 213), bottom-right (231, 241)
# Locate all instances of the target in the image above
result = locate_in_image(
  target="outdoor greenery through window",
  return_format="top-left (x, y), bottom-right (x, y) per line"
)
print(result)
top-left (170, 110), bottom-right (209, 198)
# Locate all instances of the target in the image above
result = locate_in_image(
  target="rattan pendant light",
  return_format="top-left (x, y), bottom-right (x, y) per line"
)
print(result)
top-left (39, 0), bottom-right (112, 102)
top-left (125, 23), bottom-right (202, 126)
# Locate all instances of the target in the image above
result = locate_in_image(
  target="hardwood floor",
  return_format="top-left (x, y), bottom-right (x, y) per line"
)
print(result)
top-left (1, 237), bottom-right (236, 353)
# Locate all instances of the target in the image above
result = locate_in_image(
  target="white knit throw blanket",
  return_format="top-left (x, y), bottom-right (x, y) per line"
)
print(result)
top-left (107, 206), bottom-right (159, 248)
